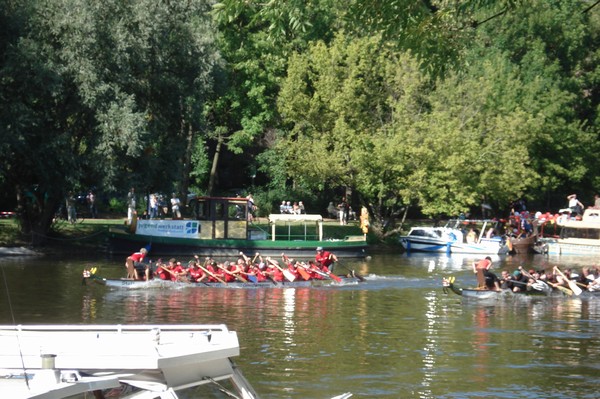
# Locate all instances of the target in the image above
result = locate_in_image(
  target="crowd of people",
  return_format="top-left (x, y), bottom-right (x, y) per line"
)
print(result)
top-left (125, 247), bottom-right (340, 283)
top-left (472, 256), bottom-right (600, 293)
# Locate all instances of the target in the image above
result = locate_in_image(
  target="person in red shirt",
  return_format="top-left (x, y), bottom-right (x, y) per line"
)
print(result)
top-left (220, 262), bottom-right (236, 282)
top-left (125, 247), bottom-right (148, 280)
top-left (305, 260), bottom-right (324, 280)
top-left (155, 259), bottom-right (171, 281)
top-left (246, 257), bottom-right (268, 282)
top-left (187, 260), bottom-right (206, 283)
top-left (281, 257), bottom-right (301, 280)
top-left (203, 261), bottom-right (220, 282)
top-left (315, 247), bottom-right (338, 272)
top-left (264, 259), bottom-right (284, 282)
top-left (231, 259), bottom-right (247, 276)
top-left (169, 260), bottom-right (188, 282)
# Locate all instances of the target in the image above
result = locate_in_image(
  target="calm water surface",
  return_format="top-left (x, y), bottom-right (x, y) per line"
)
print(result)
top-left (1, 251), bottom-right (600, 399)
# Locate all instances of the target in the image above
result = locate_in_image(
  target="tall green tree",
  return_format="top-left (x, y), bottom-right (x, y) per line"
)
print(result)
top-left (276, 30), bottom-right (589, 235)
top-left (468, 0), bottom-right (600, 202)
top-left (208, 0), bottom-right (345, 194)
top-left (0, 0), bottom-right (217, 243)
top-left (277, 34), bottom-right (434, 235)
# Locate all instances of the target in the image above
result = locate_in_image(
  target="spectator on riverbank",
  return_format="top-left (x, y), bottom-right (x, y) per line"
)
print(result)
top-left (127, 188), bottom-right (136, 224)
top-left (87, 190), bottom-right (97, 219)
top-left (171, 193), bottom-right (181, 219)
top-left (66, 192), bottom-right (76, 224)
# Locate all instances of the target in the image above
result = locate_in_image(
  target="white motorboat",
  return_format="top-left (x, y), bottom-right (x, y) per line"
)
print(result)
top-left (399, 219), bottom-right (509, 255)
top-left (0, 324), bottom-right (259, 399)
top-left (0, 324), bottom-right (353, 399)
top-left (398, 226), bottom-right (458, 253)
top-left (538, 208), bottom-right (600, 255)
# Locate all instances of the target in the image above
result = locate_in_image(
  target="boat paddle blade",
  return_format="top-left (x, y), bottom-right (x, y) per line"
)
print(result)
top-left (554, 266), bottom-right (582, 295)
top-left (341, 264), bottom-right (365, 282)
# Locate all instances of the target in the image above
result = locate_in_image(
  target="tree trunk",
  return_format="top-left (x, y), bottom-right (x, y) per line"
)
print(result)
top-left (15, 185), bottom-right (59, 247)
top-left (207, 133), bottom-right (223, 196)
top-left (180, 103), bottom-right (194, 197)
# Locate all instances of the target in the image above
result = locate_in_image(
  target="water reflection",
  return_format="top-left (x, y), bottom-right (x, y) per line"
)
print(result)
top-left (2, 253), bottom-right (600, 398)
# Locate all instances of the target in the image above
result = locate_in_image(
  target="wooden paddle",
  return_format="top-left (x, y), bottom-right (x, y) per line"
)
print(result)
top-left (298, 262), bottom-right (334, 281)
top-left (339, 263), bottom-right (365, 282)
top-left (282, 253), bottom-right (311, 281)
top-left (197, 263), bottom-right (228, 284)
top-left (315, 261), bottom-right (342, 283)
top-left (554, 266), bottom-right (582, 295)
top-left (216, 263), bottom-right (248, 283)
top-left (234, 252), bottom-right (258, 283)
top-left (157, 264), bottom-right (189, 282)
top-left (266, 257), bottom-right (296, 282)
top-left (518, 266), bottom-right (551, 294)
top-left (547, 280), bottom-right (573, 296)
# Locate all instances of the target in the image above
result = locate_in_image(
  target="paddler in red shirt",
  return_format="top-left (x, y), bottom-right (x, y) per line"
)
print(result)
top-left (282, 257), bottom-right (301, 280)
top-left (187, 260), bottom-right (206, 283)
top-left (265, 258), bottom-right (284, 282)
top-left (307, 260), bottom-right (326, 279)
top-left (247, 260), bottom-right (268, 282)
top-left (155, 259), bottom-right (171, 280)
top-left (315, 247), bottom-right (338, 272)
top-left (220, 261), bottom-right (236, 282)
top-left (164, 259), bottom-right (187, 282)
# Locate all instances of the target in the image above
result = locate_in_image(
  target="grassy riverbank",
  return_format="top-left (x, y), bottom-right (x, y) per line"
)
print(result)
top-left (0, 218), bottom-right (124, 252)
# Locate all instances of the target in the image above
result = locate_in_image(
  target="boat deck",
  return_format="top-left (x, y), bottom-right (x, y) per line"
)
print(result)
top-left (0, 324), bottom-right (258, 399)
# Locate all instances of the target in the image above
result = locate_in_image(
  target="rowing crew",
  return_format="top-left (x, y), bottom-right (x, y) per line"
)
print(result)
top-left (472, 256), bottom-right (599, 295)
top-left (125, 250), bottom-right (340, 283)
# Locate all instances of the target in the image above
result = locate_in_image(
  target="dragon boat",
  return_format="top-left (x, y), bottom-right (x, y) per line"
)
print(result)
top-left (83, 269), bottom-right (365, 289)
top-left (442, 276), bottom-right (552, 299)
top-left (442, 273), bottom-right (600, 299)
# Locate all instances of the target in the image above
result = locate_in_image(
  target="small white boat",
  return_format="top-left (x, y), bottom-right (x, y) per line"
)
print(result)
top-left (399, 219), bottom-right (509, 255)
top-left (398, 226), bottom-right (458, 253)
top-left (0, 324), bottom-right (259, 399)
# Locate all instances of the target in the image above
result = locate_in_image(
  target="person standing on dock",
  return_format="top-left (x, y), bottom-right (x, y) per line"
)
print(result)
top-left (315, 247), bottom-right (338, 272)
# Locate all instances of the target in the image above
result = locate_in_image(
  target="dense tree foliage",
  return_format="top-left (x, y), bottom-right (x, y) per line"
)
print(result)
top-left (0, 0), bottom-right (598, 241)
top-left (0, 0), bottom-right (217, 243)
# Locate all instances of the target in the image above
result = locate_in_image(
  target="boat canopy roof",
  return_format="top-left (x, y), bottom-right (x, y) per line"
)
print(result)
top-left (558, 208), bottom-right (600, 228)
top-left (268, 214), bottom-right (323, 241)
top-left (268, 214), bottom-right (323, 223)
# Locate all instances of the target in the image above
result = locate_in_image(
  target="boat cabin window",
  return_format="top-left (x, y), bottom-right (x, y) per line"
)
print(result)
top-left (410, 229), bottom-right (442, 238)
top-left (215, 202), bottom-right (224, 218)
top-left (560, 227), bottom-right (600, 240)
top-left (194, 200), bottom-right (208, 220)
top-left (194, 198), bottom-right (248, 221)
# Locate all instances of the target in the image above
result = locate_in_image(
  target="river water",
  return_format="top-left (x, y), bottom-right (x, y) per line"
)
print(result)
top-left (1, 251), bottom-right (600, 399)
